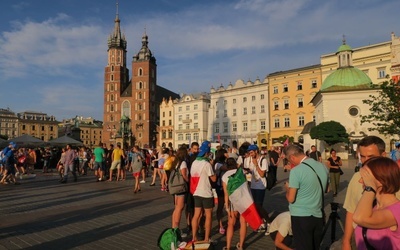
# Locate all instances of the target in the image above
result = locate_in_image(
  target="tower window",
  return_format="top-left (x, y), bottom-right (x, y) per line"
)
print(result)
top-left (139, 68), bottom-right (143, 76)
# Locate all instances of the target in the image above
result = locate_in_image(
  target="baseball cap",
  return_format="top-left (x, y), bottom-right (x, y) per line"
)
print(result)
top-left (9, 142), bottom-right (17, 148)
top-left (198, 141), bottom-right (211, 157)
top-left (247, 144), bottom-right (259, 152)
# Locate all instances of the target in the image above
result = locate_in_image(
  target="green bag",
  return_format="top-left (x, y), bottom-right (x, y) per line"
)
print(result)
top-left (157, 227), bottom-right (182, 250)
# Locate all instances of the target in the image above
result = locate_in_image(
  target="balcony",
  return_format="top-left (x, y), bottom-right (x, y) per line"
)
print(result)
top-left (182, 119), bottom-right (192, 123)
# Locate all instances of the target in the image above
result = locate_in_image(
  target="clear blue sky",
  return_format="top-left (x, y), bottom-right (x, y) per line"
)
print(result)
top-left (0, 0), bottom-right (399, 121)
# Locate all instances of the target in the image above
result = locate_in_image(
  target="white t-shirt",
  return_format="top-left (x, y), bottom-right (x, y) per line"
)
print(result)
top-left (221, 169), bottom-right (237, 185)
top-left (177, 160), bottom-right (188, 178)
top-left (190, 159), bottom-right (214, 198)
top-left (269, 211), bottom-right (292, 237)
top-left (246, 156), bottom-right (268, 190)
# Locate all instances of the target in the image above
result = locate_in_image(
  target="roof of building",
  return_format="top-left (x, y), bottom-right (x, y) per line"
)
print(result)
top-left (301, 121), bottom-right (315, 134)
top-left (321, 66), bottom-right (372, 92)
top-left (336, 43), bottom-right (352, 53)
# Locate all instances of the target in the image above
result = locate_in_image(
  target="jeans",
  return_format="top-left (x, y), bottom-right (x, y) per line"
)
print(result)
top-left (63, 164), bottom-right (77, 181)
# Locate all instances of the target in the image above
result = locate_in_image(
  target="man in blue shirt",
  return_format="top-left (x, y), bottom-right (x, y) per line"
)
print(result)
top-left (284, 145), bottom-right (329, 250)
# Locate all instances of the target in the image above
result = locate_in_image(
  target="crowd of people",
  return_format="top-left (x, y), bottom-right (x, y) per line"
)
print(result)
top-left (2, 135), bottom-right (400, 249)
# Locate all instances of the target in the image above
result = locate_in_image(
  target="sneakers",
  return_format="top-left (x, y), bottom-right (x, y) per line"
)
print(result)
top-left (264, 223), bottom-right (271, 236)
top-left (140, 180), bottom-right (146, 183)
top-left (219, 227), bottom-right (226, 235)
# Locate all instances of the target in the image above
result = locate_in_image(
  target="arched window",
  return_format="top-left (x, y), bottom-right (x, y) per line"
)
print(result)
top-left (110, 94), bottom-right (114, 102)
top-left (110, 75), bottom-right (114, 81)
top-left (110, 84), bottom-right (114, 91)
top-left (138, 92), bottom-right (142, 99)
top-left (110, 104), bottom-right (114, 112)
top-left (138, 68), bottom-right (143, 76)
top-left (139, 82), bottom-right (143, 89)
top-left (122, 101), bottom-right (131, 117)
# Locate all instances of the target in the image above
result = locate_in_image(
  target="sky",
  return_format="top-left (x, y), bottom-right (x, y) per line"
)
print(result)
top-left (0, 0), bottom-right (399, 121)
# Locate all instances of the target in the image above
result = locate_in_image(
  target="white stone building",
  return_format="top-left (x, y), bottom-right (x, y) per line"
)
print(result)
top-left (207, 78), bottom-right (270, 147)
top-left (173, 93), bottom-right (210, 149)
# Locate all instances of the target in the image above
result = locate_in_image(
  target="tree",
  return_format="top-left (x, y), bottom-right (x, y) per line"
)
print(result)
top-left (360, 80), bottom-right (400, 136)
top-left (0, 134), bottom-right (8, 140)
top-left (310, 121), bottom-right (349, 146)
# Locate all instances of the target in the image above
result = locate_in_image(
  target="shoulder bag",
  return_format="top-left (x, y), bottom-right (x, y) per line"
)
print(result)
top-left (169, 161), bottom-right (187, 195)
top-left (303, 162), bottom-right (326, 225)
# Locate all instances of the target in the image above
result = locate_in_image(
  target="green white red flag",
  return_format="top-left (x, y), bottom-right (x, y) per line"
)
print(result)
top-left (227, 167), bottom-right (263, 231)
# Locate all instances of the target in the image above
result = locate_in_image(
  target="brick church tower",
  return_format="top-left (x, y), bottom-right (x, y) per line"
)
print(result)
top-left (103, 3), bottom-right (166, 148)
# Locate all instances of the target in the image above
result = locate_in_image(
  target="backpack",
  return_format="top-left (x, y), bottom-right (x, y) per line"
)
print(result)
top-left (391, 149), bottom-right (397, 161)
top-left (157, 228), bottom-right (182, 250)
top-left (1, 147), bottom-right (11, 164)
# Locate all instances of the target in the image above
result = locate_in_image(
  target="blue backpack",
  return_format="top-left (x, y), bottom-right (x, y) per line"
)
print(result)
top-left (1, 147), bottom-right (11, 164)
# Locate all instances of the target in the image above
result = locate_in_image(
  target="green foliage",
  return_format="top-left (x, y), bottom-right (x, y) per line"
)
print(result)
top-left (277, 135), bottom-right (294, 143)
top-left (310, 121), bottom-right (349, 146)
top-left (0, 134), bottom-right (8, 140)
top-left (361, 81), bottom-right (400, 136)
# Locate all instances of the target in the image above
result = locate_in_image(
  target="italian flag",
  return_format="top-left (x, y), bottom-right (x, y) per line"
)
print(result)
top-left (227, 167), bottom-right (263, 231)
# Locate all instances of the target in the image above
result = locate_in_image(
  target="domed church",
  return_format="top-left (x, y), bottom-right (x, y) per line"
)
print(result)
top-left (308, 39), bottom-right (383, 158)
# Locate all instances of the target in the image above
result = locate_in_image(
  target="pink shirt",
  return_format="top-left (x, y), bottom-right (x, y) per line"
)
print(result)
top-left (355, 201), bottom-right (400, 249)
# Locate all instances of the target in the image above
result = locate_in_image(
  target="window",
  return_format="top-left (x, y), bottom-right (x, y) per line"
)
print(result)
top-left (186, 114), bottom-right (190, 120)
top-left (224, 110), bottom-right (227, 117)
top-left (313, 115), bottom-right (316, 122)
top-left (311, 80), bottom-right (317, 88)
top-left (298, 116), bottom-right (305, 126)
top-left (223, 100), bottom-right (227, 105)
top-left (215, 123), bottom-right (220, 133)
top-left (178, 134), bottom-right (183, 140)
top-left (216, 110), bottom-right (219, 118)
top-left (284, 100), bottom-right (289, 109)
top-left (178, 115), bottom-right (182, 121)
top-left (283, 84), bottom-right (288, 92)
top-left (32, 125), bottom-right (35, 130)
top-left (186, 106), bottom-right (190, 111)
top-left (298, 97), bottom-right (304, 108)
top-left (162, 112), bottom-right (165, 118)
top-left (138, 68), bottom-right (143, 76)
top-left (22, 125), bottom-right (26, 130)
top-left (349, 106), bottom-right (360, 117)
top-left (162, 120), bottom-right (165, 126)
top-left (169, 130), bottom-right (173, 138)
top-left (232, 123), bottom-right (237, 132)
top-left (260, 120), bottom-right (266, 130)
top-left (243, 108), bottom-right (247, 115)
top-left (223, 122), bottom-right (228, 133)
top-left (273, 86), bottom-right (278, 94)
top-left (274, 118), bottom-right (280, 128)
top-left (261, 105), bottom-right (265, 113)
top-left (233, 109), bottom-right (236, 116)
top-left (297, 81), bottom-right (303, 90)
top-left (251, 106), bottom-right (256, 114)
top-left (216, 101), bottom-right (218, 106)
top-left (243, 97), bottom-right (247, 102)
top-left (243, 122), bottom-right (248, 131)
top-left (284, 117), bottom-right (290, 127)
top-left (193, 133), bottom-right (199, 141)
top-left (194, 104), bottom-right (198, 110)
top-left (261, 94), bottom-right (265, 100)
top-left (41, 126), bottom-right (45, 131)
top-left (274, 101), bottom-right (279, 110)
top-left (169, 111), bottom-right (172, 116)
top-left (194, 123), bottom-right (198, 129)
top-left (378, 67), bottom-right (386, 79)
top-left (162, 131), bottom-right (166, 139)
top-left (252, 96), bottom-right (256, 101)
top-left (185, 134), bottom-right (190, 140)
top-left (194, 113), bottom-right (198, 120)
top-left (185, 124), bottom-right (190, 129)
top-left (233, 99), bottom-right (236, 104)
top-left (178, 124), bottom-right (183, 130)
top-left (178, 107), bottom-right (182, 112)
top-left (169, 120), bottom-right (172, 126)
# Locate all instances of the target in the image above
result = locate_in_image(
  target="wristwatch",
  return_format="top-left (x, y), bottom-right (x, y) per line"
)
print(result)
top-left (363, 186), bottom-right (376, 194)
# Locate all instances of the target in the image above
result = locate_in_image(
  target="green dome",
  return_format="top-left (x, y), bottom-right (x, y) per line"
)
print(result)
top-left (321, 67), bottom-right (372, 92)
top-left (337, 43), bottom-right (352, 53)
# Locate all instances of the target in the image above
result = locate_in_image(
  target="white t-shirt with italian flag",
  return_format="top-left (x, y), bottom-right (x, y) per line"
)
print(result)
top-left (190, 159), bottom-right (214, 198)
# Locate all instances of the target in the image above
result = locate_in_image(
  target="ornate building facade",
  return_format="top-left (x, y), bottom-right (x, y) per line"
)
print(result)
top-left (59, 116), bottom-right (103, 148)
top-left (17, 111), bottom-right (58, 141)
top-left (159, 97), bottom-right (174, 149)
top-left (0, 108), bottom-right (18, 139)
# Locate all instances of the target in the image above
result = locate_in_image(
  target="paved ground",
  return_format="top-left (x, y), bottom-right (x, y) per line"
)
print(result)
top-left (0, 158), bottom-right (357, 250)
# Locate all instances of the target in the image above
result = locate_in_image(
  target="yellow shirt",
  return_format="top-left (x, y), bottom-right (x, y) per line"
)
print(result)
top-left (112, 148), bottom-right (124, 161)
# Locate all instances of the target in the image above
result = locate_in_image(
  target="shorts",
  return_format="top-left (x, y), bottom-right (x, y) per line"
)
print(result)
top-left (110, 160), bottom-right (121, 170)
top-left (93, 161), bottom-right (105, 171)
top-left (159, 169), bottom-right (166, 174)
top-left (4, 164), bottom-right (15, 175)
top-left (193, 196), bottom-right (214, 209)
top-left (133, 172), bottom-right (140, 178)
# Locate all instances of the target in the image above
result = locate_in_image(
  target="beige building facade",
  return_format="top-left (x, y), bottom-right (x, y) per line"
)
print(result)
top-left (17, 111), bottom-right (58, 141)
top-left (159, 97), bottom-right (174, 148)
top-left (267, 65), bottom-right (321, 144)
top-left (0, 108), bottom-right (18, 139)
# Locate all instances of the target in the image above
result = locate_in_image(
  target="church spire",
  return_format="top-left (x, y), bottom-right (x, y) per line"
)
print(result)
top-left (108, 0), bottom-right (127, 49)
